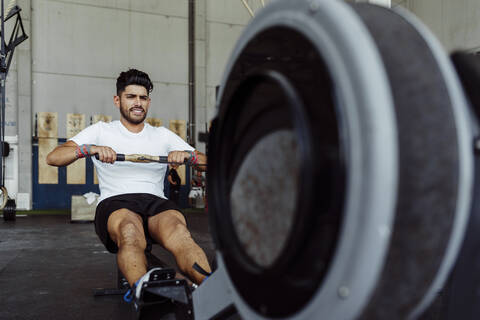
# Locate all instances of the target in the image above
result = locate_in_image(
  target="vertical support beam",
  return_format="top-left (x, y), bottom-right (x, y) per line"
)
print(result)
top-left (0, 0), bottom-right (5, 187)
top-left (188, 0), bottom-right (196, 148)
top-left (16, 0), bottom-right (32, 209)
top-left (194, 0), bottom-right (207, 153)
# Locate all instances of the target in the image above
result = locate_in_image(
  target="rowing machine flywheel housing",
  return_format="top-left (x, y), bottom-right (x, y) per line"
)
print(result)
top-left (207, 0), bottom-right (473, 319)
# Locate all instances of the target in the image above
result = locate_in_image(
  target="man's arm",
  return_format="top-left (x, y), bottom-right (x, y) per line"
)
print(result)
top-left (46, 140), bottom-right (80, 167)
top-left (47, 141), bottom-right (117, 167)
top-left (168, 150), bottom-right (207, 172)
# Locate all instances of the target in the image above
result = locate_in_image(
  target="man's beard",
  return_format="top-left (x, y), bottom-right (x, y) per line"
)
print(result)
top-left (120, 102), bottom-right (147, 125)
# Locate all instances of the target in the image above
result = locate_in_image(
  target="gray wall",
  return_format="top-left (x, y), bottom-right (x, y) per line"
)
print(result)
top-left (205, 0), bottom-right (250, 119)
top-left (407, 0), bottom-right (480, 52)
top-left (355, 0), bottom-right (480, 52)
top-left (32, 0), bottom-right (190, 135)
top-left (29, 0), bottom-right (258, 143)
top-left (198, 0), bottom-right (262, 151)
top-left (9, 0), bottom-right (477, 209)
top-left (6, 0), bottom-right (255, 209)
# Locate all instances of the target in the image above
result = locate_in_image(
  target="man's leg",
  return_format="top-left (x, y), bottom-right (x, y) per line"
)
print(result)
top-left (148, 210), bottom-right (211, 284)
top-left (107, 208), bottom-right (147, 287)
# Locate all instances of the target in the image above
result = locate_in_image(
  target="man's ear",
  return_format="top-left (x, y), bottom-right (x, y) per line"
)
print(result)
top-left (113, 95), bottom-right (120, 109)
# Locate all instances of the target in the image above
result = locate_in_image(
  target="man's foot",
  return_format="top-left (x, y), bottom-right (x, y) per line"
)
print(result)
top-left (123, 267), bottom-right (168, 303)
top-left (134, 267), bottom-right (169, 300)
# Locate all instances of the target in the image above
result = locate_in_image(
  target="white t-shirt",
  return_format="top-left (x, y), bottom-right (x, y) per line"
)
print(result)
top-left (70, 120), bottom-right (194, 203)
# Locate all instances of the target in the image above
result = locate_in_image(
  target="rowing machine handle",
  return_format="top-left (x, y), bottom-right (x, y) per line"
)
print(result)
top-left (94, 154), bottom-right (126, 161)
top-left (158, 156), bottom-right (169, 163)
top-left (93, 154), bottom-right (170, 163)
top-left (93, 154), bottom-right (128, 161)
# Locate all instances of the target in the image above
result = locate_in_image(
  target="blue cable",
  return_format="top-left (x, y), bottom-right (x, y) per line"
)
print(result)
top-left (123, 280), bottom-right (139, 303)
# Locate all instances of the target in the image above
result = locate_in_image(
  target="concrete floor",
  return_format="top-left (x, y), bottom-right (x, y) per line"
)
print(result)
top-left (0, 211), bottom-right (215, 320)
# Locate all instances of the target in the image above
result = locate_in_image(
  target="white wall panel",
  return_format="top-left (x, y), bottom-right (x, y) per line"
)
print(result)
top-left (18, 0), bottom-right (32, 20)
top-left (48, 0), bottom-right (130, 10)
top-left (206, 0), bottom-right (274, 25)
top-left (206, 86), bottom-right (218, 126)
top-left (443, 0), bottom-right (480, 51)
top-left (207, 0), bottom-right (253, 25)
top-left (196, 39), bottom-right (206, 67)
top-left (206, 105), bottom-right (216, 124)
top-left (33, 0), bottom-right (188, 82)
top-left (33, 72), bottom-right (117, 136)
top-left (206, 22), bottom-right (244, 87)
top-left (33, 0), bottom-right (130, 77)
top-left (130, 0), bottom-right (188, 18)
top-left (410, 0), bottom-right (480, 51)
top-left (39, 0), bottom-right (187, 17)
top-left (410, 0), bottom-right (444, 46)
top-left (5, 72), bottom-right (18, 137)
top-left (129, 13), bottom-right (188, 84)
top-left (32, 0), bottom-right (190, 140)
top-left (206, 85), bottom-right (217, 113)
top-left (195, 66), bottom-right (206, 106)
top-left (148, 82), bottom-right (189, 121)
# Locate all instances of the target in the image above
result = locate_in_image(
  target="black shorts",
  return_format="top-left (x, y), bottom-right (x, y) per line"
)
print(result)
top-left (95, 193), bottom-right (182, 253)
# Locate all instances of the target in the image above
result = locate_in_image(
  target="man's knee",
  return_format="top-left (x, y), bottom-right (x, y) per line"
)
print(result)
top-left (163, 223), bottom-right (192, 252)
top-left (108, 209), bottom-right (146, 250)
top-left (117, 221), bottom-right (147, 249)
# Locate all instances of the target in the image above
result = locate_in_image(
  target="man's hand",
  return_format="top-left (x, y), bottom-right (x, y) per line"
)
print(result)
top-left (91, 146), bottom-right (117, 164)
top-left (168, 151), bottom-right (191, 169)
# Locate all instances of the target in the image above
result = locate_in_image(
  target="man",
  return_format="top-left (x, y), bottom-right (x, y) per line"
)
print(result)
top-left (46, 69), bottom-right (211, 301)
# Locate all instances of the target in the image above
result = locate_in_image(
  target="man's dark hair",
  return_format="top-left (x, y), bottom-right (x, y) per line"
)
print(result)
top-left (116, 69), bottom-right (154, 96)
